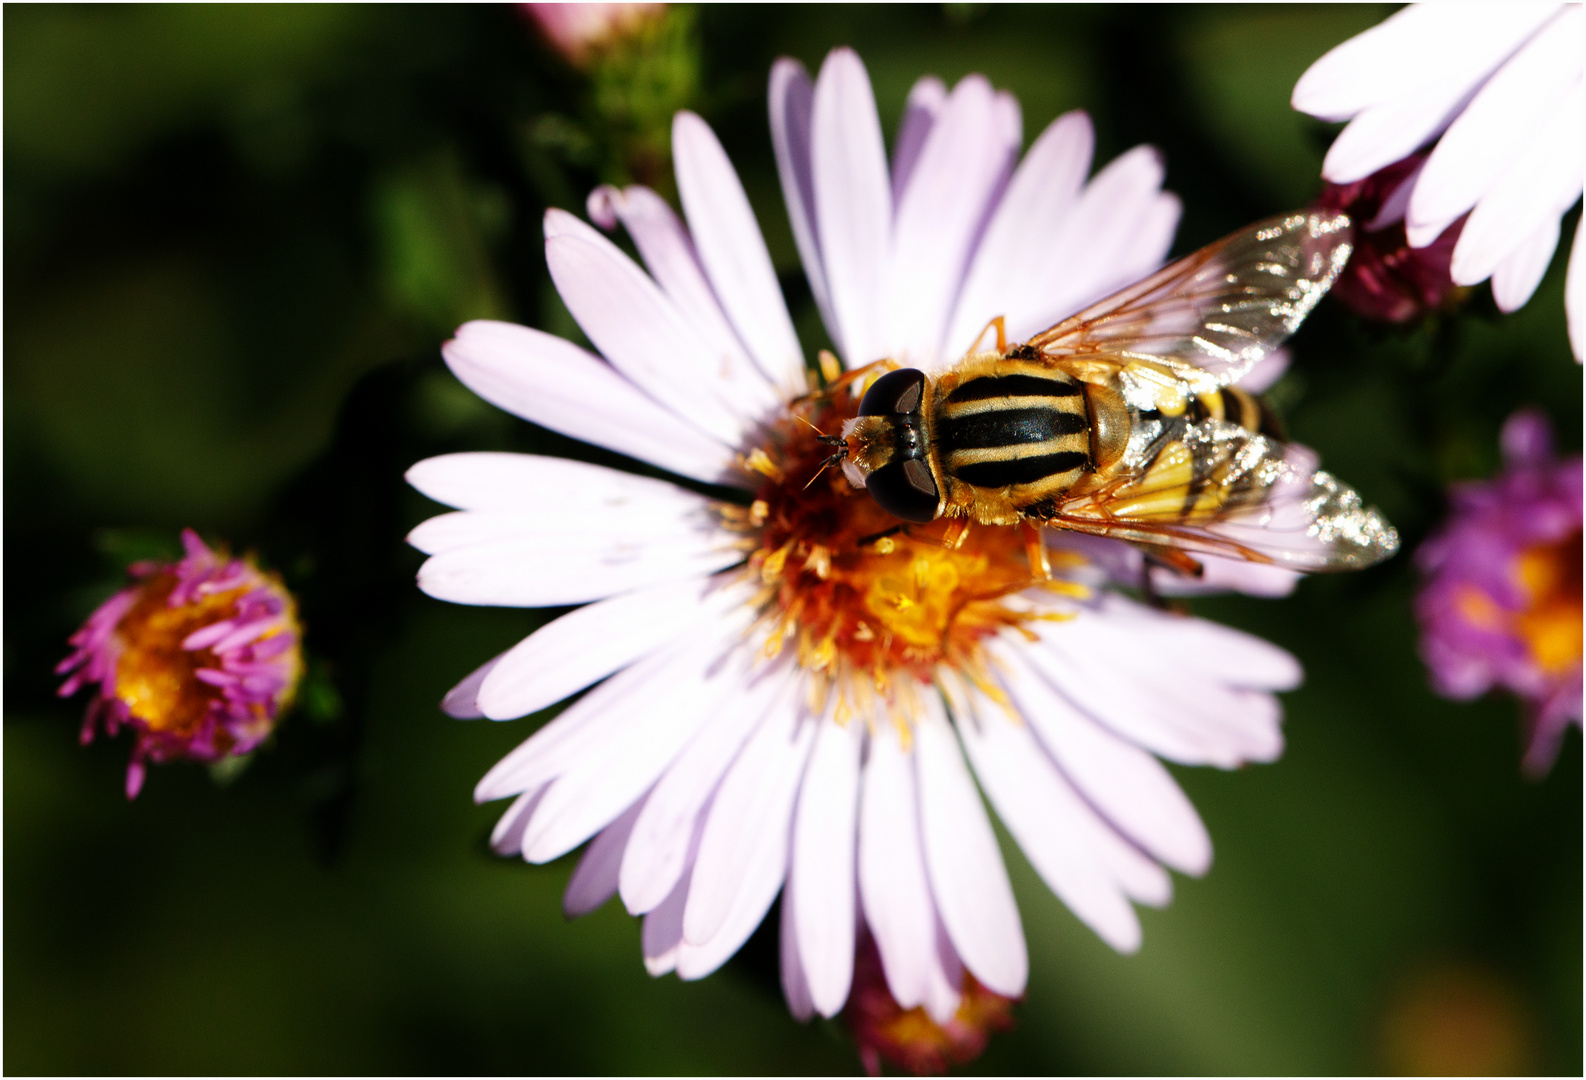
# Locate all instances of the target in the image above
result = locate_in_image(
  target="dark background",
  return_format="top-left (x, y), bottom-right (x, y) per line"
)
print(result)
top-left (6, 5), bottom-right (1580, 1074)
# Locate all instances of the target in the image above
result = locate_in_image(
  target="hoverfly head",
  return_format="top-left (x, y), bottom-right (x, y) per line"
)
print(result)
top-left (842, 368), bottom-right (939, 522)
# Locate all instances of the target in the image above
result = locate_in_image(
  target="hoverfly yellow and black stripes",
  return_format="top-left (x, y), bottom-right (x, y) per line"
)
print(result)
top-left (836, 210), bottom-right (1401, 575)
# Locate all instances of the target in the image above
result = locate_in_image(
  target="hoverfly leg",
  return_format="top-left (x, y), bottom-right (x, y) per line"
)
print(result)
top-left (942, 517), bottom-right (973, 551)
top-left (1020, 520), bottom-right (1051, 581)
top-left (1139, 547), bottom-right (1203, 609)
top-left (968, 315), bottom-right (1009, 355)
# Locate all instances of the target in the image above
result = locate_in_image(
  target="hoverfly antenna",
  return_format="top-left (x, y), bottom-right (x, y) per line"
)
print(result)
top-left (804, 442), bottom-right (849, 490)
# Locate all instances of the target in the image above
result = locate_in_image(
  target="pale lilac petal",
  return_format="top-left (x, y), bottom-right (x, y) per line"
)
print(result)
top-left (994, 644), bottom-right (1212, 876)
top-left (790, 713), bottom-right (862, 1017)
top-left (1293, 4), bottom-right (1561, 124)
top-left (642, 868), bottom-right (690, 976)
top-left (1318, 9), bottom-right (1570, 184)
top-left (913, 691), bottom-right (1027, 998)
top-left (1492, 216), bottom-right (1563, 313)
top-left (812, 48), bottom-right (893, 366)
top-left (676, 705), bottom-right (817, 980)
top-left (674, 111), bottom-right (807, 394)
top-left (545, 228), bottom-right (759, 443)
top-left (769, 59), bottom-right (836, 340)
top-left (946, 678), bottom-right (1142, 953)
top-left (490, 787), bottom-right (546, 855)
top-left (887, 75), bottom-right (1017, 372)
top-left (563, 795), bottom-right (645, 917)
top-left (780, 880), bottom-right (817, 1022)
top-left (1024, 619), bottom-right (1284, 768)
top-left (1451, 80), bottom-right (1585, 287)
top-left (1567, 213), bottom-right (1585, 361)
top-left (476, 633), bottom-right (725, 803)
top-left (408, 451), bottom-right (706, 518)
top-left (478, 576), bottom-right (741, 721)
top-left (586, 183), bottom-right (780, 410)
top-left (946, 110), bottom-right (1095, 358)
top-left (441, 321), bottom-right (737, 485)
top-left (1407, 7), bottom-right (1585, 246)
top-left (891, 76), bottom-right (947, 205)
top-left (521, 626), bottom-right (755, 863)
top-left (1008, 145), bottom-right (1171, 344)
top-left (415, 516), bottom-right (738, 609)
top-left (1159, 557), bottom-right (1302, 599)
top-left (620, 664), bottom-right (793, 914)
top-left (682, 692), bottom-right (815, 950)
top-left (858, 717), bottom-right (960, 1018)
top-left (441, 651), bottom-right (503, 719)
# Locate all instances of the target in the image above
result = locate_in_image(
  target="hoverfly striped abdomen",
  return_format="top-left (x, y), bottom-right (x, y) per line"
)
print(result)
top-left (932, 362), bottom-right (1109, 517)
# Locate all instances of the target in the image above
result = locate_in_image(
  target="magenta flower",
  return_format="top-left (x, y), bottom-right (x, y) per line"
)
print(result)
top-left (57, 529), bottom-right (303, 799)
top-left (1416, 410), bottom-right (1583, 775)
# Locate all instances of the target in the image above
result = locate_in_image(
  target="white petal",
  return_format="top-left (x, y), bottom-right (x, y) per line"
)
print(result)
top-left (477, 576), bottom-right (740, 722)
top-left (440, 321), bottom-right (737, 485)
top-left (490, 786), bottom-right (546, 856)
top-left (790, 713), bottom-right (862, 1017)
top-left (408, 451), bottom-right (707, 517)
top-left (1407, 7), bottom-right (1585, 245)
top-left (947, 679), bottom-right (1142, 953)
top-left (946, 110), bottom-right (1095, 359)
top-left (674, 112), bottom-right (807, 394)
top-left (812, 48), bottom-right (893, 367)
top-left (545, 228), bottom-right (758, 444)
top-left (476, 630), bottom-right (732, 803)
top-left (891, 76), bottom-right (947, 206)
top-left (887, 75), bottom-right (1017, 372)
top-left (1492, 216), bottom-right (1563, 312)
top-left (587, 184), bottom-right (779, 411)
top-left (416, 516), bottom-right (738, 609)
top-left (913, 691), bottom-right (1027, 998)
top-left (1568, 212), bottom-right (1585, 361)
top-left (1293, 4), bottom-right (1561, 123)
top-left (521, 627), bottom-right (755, 863)
top-left (769, 59), bottom-right (837, 345)
top-left (780, 879), bottom-right (816, 1022)
top-left (620, 663), bottom-right (793, 914)
top-left (1318, 8), bottom-right (1570, 184)
top-left (563, 795), bottom-right (645, 917)
top-left (682, 691), bottom-right (815, 950)
top-left (440, 651), bottom-right (503, 718)
top-left (995, 644), bottom-right (1212, 876)
top-left (1451, 79), bottom-right (1585, 286)
top-left (858, 717), bottom-right (961, 1017)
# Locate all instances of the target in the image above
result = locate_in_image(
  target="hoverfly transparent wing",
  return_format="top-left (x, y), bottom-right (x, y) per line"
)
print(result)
top-left (1045, 417), bottom-right (1399, 572)
top-left (1025, 210), bottom-right (1353, 392)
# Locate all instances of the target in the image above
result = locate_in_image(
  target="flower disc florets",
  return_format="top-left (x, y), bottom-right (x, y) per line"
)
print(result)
top-left (724, 385), bottom-right (1084, 724)
top-left (57, 529), bottom-right (303, 798)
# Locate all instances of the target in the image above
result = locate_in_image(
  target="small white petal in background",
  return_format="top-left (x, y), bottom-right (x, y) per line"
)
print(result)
top-left (1295, 2), bottom-right (1586, 358)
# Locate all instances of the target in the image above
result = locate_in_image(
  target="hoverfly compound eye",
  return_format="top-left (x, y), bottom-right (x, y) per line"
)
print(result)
top-left (859, 368), bottom-right (927, 417)
top-left (865, 459), bottom-right (940, 523)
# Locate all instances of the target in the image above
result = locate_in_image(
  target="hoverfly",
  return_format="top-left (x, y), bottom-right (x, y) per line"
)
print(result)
top-left (831, 210), bottom-right (1398, 574)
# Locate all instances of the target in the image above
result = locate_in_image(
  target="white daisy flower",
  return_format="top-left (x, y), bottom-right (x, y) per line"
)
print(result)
top-left (1292, 1), bottom-right (1585, 359)
top-left (409, 48), bottom-right (1302, 1027)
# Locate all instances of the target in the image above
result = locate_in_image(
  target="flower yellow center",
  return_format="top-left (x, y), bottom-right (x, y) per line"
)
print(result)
top-left (1512, 531), bottom-right (1583, 674)
top-left (113, 574), bottom-right (246, 738)
top-left (722, 390), bottom-right (1086, 725)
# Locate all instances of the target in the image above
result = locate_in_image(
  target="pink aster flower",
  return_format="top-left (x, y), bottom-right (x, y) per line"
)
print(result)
top-left (411, 48), bottom-right (1306, 1034)
top-left (1293, 3), bottom-right (1585, 357)
top-left (1416, 409), bottom-right (1582, 776)
top-left (57, 529), bottom-right (303, 799)
top-left (522, 2), bottom-right (665, 68)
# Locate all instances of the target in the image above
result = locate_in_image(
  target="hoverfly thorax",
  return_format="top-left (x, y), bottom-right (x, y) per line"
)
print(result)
top-left (841, 368), bottom-right (941, 523)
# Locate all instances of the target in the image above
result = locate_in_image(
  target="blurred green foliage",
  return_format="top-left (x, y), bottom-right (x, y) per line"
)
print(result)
top-left (5, 4), bottom-right (1579, 1075)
